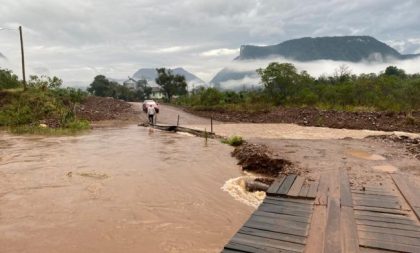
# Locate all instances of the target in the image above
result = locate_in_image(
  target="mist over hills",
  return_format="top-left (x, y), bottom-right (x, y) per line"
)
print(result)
top-left (133, 67), bottom-right (205, 86)
top-left (211, 36), bottom-right (420, 89)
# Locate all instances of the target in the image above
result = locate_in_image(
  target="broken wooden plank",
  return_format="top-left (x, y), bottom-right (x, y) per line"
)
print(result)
top-left (267, 175), bottom-right (286, 196)
top-left (288, 176), bottom-right (306, 197)
top-left (354, 210), bottom-right (410, 220)
top-left (277, 175), bottom-right (297, 195)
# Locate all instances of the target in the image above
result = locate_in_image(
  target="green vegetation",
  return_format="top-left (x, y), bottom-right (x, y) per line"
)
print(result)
top-left (177, 63), bottom-right (420, 112)
top-left (87, 75), bottom-right (151, 101)
top-left (0, 69), bottom-right (90, 135)
top-left (222, 136), bottom-right (245, 146)
top-left (155, 68), bottom-right (188, 102)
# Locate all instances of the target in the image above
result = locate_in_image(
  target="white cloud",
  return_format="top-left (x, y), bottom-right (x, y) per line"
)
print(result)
top-left (0, 0), bottom-right (419, 85)
top-left (200, 48), bottom-right (239, 57)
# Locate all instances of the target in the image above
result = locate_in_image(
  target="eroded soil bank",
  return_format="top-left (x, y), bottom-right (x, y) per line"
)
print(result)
top-left (184, 107), bottom-right (420, 133)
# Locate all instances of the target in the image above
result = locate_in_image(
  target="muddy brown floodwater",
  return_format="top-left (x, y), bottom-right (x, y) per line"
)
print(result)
top-left (0, 126), bottom-right (254, 253)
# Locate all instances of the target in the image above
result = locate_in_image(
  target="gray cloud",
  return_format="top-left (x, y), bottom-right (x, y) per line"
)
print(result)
top-left (1, 0), bottom-right (420, 85)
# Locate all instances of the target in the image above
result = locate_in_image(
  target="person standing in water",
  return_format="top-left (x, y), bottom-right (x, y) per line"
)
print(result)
top-left (147, 104), bottom-right (156, 125)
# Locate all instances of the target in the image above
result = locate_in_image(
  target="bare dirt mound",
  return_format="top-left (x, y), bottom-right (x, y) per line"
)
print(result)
top-left (232, 143), bottom-right (295, 177)
top-left (76, 96), bottom-right (137, 121)
top-left (186, 107), bottom-right (420, 133)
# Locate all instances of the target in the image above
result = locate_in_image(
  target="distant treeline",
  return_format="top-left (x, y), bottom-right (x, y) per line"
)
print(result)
top-left (177, 63), bottom-right (420, 112)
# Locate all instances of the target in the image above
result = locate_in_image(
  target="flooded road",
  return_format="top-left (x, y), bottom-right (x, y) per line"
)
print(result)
top-left (0, 126), bottom-right (254, 253)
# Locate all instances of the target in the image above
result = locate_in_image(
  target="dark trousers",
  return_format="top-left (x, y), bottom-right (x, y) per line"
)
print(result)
top-left (148, 114), bottom-right (154, 125)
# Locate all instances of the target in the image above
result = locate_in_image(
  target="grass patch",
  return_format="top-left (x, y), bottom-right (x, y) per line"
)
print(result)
top-left (8, 120), bottom-right (90, 135)
top-left (222, 135), bottom-right (245, 146)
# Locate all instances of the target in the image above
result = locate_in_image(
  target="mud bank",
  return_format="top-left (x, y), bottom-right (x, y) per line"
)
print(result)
top-left (184, 107), bottom-right (420, 133)
top-left (76, 96), bottom-right (138, 122)
top-left (231, 143), bottom-right (298, 177)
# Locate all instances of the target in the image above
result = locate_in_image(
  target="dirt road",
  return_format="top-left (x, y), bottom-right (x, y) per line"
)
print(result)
top-left (132, 102), bottom-right (217, 126)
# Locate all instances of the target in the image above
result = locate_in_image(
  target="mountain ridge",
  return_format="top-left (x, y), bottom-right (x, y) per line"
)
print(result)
top-left (235, 36), bottom-right (419, 61)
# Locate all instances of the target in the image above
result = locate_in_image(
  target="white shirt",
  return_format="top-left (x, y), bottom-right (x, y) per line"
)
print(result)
top-left (147, 106), bottom-right (156, 115)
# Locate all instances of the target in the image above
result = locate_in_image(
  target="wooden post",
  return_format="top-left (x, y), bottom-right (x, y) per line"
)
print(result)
top-left (177, 115), bottom-right (180, 127)
top-left (211, 117), bottom-right (213, 133)
top-left (19, 26), bottom-right (26, 90)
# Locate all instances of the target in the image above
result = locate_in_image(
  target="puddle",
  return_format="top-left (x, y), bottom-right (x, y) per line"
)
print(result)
top-left (346, 149), bottom-right (386, 161)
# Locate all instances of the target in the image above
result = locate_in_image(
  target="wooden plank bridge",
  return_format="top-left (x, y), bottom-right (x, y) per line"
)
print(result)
top-left (222, 171), bottom-right (420, 253)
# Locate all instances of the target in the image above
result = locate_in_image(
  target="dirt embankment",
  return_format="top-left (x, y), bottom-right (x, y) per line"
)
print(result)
top-left (185, 107), bottom-right (420, 133)
top-left (365, 134), bottom-right (420, 160)
top-left (76, 96), bottom-right (138, 122)
top-left (231, 143), bottom-right (301, 177)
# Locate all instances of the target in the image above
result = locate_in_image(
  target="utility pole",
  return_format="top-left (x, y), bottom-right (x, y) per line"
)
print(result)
top-left (19, 26), bottom-right (26, 90)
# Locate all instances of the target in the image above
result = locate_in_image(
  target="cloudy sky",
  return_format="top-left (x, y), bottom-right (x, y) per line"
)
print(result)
top-left (1, 0), bottom-right (420, 86)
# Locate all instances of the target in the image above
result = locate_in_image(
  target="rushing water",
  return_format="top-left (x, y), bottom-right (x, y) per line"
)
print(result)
top-left (0, 126), bottom-right (254, 253)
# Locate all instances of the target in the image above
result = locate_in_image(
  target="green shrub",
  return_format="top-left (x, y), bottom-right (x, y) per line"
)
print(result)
top-left (222, 135), bottom-right (245, 146)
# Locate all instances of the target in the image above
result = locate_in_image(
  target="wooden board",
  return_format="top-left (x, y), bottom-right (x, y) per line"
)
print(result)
top-left (392, 174), bottom-right (420, 221)
top-left (357, 224), bottom-right (420, 238)
top-left (288, 176), bottom-right (306, 197)
top-left (267, 175), bottom-right (286, 195)
top-left (306, 181), bottom-right (319, 199)
top-left (353, 205), bottom-right (407, 215)
top-left (358, 230), bottom-right (420, 247)
top-left (323, 198), bottom-right (341, 253)
top-left (354, 213), bottom-right (415, 225)
top-left (341, 206), bottom-right (360, 253)
top-left (225, 241), bottom-right (283, 253)
top-left (244, 220), bottom-right (308, 237)
top-left (277, 175), bottom-right (297, 195)
top-left (231, 232), bottom-right (305, 252)
top-left (339, 168), bottom-right (353, 207)
top-left (259, 203), bottom-right (312, 218)
top-left (298, 184), bottom-right (310, 197)
top-left (304, 205), bottom-right (326, 253)
top-left (355, 219), bottom-right (420, 232)
top-left (239, 227), bottom-right (307, 245)
top-left (359, 238), bottom-right (420, 253)
top-left (253, 210), bottom-right (310, 224)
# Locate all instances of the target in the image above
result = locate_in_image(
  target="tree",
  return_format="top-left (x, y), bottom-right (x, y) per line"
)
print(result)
top-left (257, 62), bottom-right (304, 104)
top-left (155, 68), bottom-right (187, 102)
top-left (384, 66), bottom-right (406, 78)
top-left (27, 75), bottom-right (63, 90)
top-left (0, 68), bottom-right (21, 89)
top-left (136, 79), bottom-right (152, 100)
top-left (87, 75), bottom-right (118, 97)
